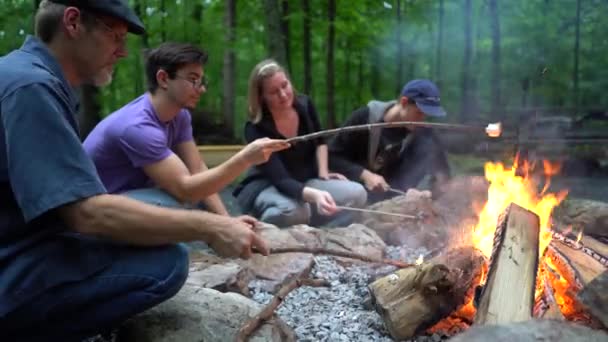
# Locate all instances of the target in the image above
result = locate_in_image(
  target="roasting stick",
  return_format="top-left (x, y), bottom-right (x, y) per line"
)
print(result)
top-left (387, 187), bottom-right (407, 196)
top-left (286, 121), bottom-right (502, 144)
top-left (335, 205), bottom-right (418, 220)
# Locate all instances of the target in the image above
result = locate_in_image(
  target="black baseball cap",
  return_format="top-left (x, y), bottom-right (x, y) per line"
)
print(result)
top-left (49, 0), bottom-right (145, 35)
top-left (401, 79), bottom-right (446, 117)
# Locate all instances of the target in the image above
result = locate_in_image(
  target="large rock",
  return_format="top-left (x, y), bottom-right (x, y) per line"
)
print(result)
top-left (120, 285), bottom-right (293, 342)
top-left (242, 224), bottom-right (385, 291)
top-left (321, 224), bottom-right (386, 266)
top-left (553, 198), bottom-right (608, 238)
top-left (361, 189), bottom-right (446, 248)
top-left (450, 319), bottom-right (608, 342)
top-left (187, 261), bottom-right (254, 296)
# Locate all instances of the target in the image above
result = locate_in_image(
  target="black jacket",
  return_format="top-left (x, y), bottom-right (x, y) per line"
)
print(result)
top-left (328, 102), bottom-right (450, 181)
top-left (233, 95), bottom-right (326, 211)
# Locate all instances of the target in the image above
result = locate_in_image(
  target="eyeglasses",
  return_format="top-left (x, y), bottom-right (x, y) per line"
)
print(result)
top-left (94, 17), bottom-right (127, 47)
top-left (175, 75), bottom-right (209, 89)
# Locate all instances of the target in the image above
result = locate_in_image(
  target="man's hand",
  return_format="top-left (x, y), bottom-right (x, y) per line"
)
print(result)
top-left (302, 187), bottom-right (338, 216)
top-left (235, 215), bottom-right (259, 229)
top-left (360, 170), bottom-right (389, 192)
top-left (239, 138), bottom-right (290, 165)
top-left (208, 216), bottom-right (269, 259)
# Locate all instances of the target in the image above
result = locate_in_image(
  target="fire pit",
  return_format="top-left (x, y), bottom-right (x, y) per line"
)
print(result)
top-left (365, 157), bottom-right (607, 340)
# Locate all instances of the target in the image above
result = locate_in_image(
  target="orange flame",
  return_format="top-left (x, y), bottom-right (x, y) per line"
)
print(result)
top-left (472, 158), bottom-right (568, 259)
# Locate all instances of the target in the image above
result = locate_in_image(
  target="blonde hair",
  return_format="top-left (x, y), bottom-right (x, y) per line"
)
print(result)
top-left (247, 59), bottom-right (291, 124)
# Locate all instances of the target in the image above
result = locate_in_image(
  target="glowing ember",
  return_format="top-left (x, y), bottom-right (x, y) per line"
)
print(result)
top-left (576, 230), bottom-right (583, 244)
top-left (472, 158), bottom-right (568, 259)
top-left (415, 254), bottom-right (424, 266)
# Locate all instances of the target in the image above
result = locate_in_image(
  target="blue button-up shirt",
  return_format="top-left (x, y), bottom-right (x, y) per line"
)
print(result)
top-left (0, 36), bottom-right (110, 317)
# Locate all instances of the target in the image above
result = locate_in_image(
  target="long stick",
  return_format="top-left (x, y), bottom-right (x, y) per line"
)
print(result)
top-left (269, 246), bottom-right (414, 268)
top-left (235, 278), bottom-right (330, 342)
top-left (286, 121), bottom-right (489, 144)
top-left (335, 205), bottom-right (418, 220)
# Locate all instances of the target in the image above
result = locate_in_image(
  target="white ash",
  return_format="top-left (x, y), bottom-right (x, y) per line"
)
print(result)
top-left (250, 246), bottom-right (448, 342)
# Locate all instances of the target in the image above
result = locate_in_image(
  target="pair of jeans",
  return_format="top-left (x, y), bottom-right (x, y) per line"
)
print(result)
top-left (252, 179), bottom-right (367, 227)
top-left (1, 242), bottom-right (189, 342)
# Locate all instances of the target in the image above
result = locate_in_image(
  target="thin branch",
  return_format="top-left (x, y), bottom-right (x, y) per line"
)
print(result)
top-left (235, 278), bottom-right (330, 342)
top-left (335, 205), bottom-right (419, 220)
top-left (286, 121), bottom-right (490, 144)
top-left (269, 247), bottom-right (414, 268)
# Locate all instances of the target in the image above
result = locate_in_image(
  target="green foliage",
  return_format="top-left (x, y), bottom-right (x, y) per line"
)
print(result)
top-left (2, 0), bottom-right (607, 142)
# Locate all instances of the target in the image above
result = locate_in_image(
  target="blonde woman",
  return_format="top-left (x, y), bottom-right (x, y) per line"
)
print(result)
top-left (234, 59), bottom-right (367, 227)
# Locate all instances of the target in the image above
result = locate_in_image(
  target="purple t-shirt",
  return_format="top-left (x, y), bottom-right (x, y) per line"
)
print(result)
top-left (83, 93), bottom-right (193, 193)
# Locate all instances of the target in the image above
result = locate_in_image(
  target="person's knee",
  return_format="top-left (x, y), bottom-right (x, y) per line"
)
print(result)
top-left (148, 244), bottom-right (189, 299)
top-left (261, 204), bottom-right (311, 227)
top-left (335, 182), bottom-right (368, 208)
top-left (349, 182), bottom-right (368, 207)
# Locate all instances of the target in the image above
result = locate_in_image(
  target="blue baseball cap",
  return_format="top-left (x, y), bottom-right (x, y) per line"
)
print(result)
top-left (49, 0), bottom-right (145, 35)
top-left (401, 79), bottom-right (446, 117)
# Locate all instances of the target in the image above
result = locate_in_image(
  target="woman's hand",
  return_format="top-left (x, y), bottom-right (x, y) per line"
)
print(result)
top-left (302, 187), bottom-right (338, 216)
top-left (318, 172), bottom-right (347, 181)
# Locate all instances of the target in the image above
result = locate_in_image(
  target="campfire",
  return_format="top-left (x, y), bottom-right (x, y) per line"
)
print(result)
top-left (367, 156), bottom-right (608, 340)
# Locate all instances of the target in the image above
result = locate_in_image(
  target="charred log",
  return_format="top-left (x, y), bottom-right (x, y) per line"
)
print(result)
top-left (368, 247), bottom-right (486, 340)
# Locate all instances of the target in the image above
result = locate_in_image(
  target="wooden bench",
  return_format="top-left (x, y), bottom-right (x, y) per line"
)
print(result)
top-left (197, 145), bottom-right (244, 167)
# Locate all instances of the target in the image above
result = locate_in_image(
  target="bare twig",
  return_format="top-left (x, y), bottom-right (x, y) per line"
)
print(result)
top-left (269, 246), bottom-right (414, 268)
top-left (235, 278), bottom-right (330, 342)
top-left (335, 205), bottom-right (418, 220)
top-left (286, 121), bottom-right (492, 144)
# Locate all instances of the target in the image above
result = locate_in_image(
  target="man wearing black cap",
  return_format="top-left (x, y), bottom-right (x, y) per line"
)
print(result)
top-left (329, 79), bottom-right (451, 202)
top-left (0, 1), bottom-right (280, 340)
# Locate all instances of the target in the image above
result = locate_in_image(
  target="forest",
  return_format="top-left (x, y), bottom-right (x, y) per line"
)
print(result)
top-left (1, 0), bottom-right (607, 144)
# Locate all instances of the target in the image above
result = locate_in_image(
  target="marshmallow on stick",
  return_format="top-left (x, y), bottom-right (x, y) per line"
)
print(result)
top-left (485, 122), bottom-right (502, 138)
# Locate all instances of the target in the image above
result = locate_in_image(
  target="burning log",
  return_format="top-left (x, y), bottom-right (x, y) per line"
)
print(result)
top-left (543, 233), bottom-right (608, 327)
top-left (475, 203), bottom-right (540, 325)
top-left (368, 247), bottom-right (486, 340)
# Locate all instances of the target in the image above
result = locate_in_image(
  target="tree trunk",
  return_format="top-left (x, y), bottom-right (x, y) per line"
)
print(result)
top-left (302, 0), bottom-right (312, 95)
top-left (263, 0), bottom-right (287, 66)
top-left (357, 50), bottom-right (364, 105)
top-left (395, 0), bottom-right (404, 94)
top-left (222, 0), bottom-right (237, 137)
top-left (368, 247), bottom-right (486, 340)
top-left (489, 0), bottom-right (501, 120)
top-left (435, 0), bottom-right (444, 85)
top-left (281, 0), bottom-right (291, 71)
top-left (460, 0), bottom-right (473, 122)
top-left (134, 0), bottom-right (149, 48)
top-left (370, 48), bottom-right (381, 99)
top-left (32, 0), bottom-right (41, 30)
top-left (192, 3), bottom-right (203, 47)
top-left (160, 0), bottom-right (166, 41)
top-left (133, 0), bottom-right (148, 95)
top-left (573, 0), bottom-right (581, 111)
top-left (475, 203), bottom-right (540, 325)
top-left (325, 0), bottom-right (336, 128)
top-left (79, 85), bottom-right (101, 140)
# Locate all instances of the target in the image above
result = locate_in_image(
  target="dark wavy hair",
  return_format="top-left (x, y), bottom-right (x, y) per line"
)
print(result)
top-left (144, 42), bottom-right (208, 93)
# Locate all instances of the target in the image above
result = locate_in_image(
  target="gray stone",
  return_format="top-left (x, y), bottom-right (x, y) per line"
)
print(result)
top-left (450, 319), bottom-right (608, 342)
top-left (186, 261), bottom-right (253, 296)
top-left (120, 286), bottom-right (292, 342)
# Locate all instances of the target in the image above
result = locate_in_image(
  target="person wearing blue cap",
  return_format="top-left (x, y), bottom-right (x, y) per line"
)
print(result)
top-left (329, 79), bottom-right (451, 202)
top-left (0, 1), bottom-right (278, 339)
